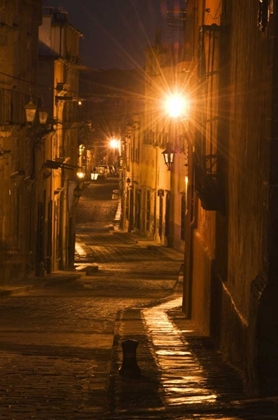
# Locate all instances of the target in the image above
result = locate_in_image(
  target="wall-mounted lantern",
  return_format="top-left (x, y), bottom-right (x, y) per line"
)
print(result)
top-left (91, 168), bottom-right (98, 181)
top-left (162, 143), bottom-right (175, 170)
top-left (24, 99), bottom-right (37, 126)
top-left (77, 170), bottom-right (85, 179)
top-left (126, 177), bottom-right (131, 187)
top-left (38, 110), bottom-right (49, 125)
top-left (109, 138), bottom-right (121, 150)
top-left (164, 93), bottom-right (190, 119)
top-left (25, 98), bottom-right (50, 129)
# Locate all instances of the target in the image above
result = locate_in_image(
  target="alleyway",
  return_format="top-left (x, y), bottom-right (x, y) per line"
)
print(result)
top-left (0, 179), bottom-right (277, 419)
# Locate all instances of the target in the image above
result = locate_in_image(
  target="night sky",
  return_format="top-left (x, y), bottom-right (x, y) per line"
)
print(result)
top-left (42, 0), bottom-right (184, 70)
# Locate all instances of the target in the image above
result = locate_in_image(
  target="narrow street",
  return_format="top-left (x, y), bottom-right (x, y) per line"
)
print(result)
top-left (1, 178), bottom-right (277, 419)
top-left (0, 178), bottom-right (184, 419)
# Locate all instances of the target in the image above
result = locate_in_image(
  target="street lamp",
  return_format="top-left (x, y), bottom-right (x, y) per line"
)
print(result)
top-left (162, 143), bottom-right (175, 170)
top-left (109, 137), bottom-right (121, 173)
top-left (91, 167), bottom-right (98, 181)
top-left (165, 93), bottom-right (189, 119)
top-left (25, 99), bottom-right (37, 126)
top-left (25, 99), bottom-right (49, 127)
top-left (109, 138), bottom-right (120, 150)
top-left (38, 110), bottom-right (49, 125)
top-left (162, 93), bottom-right (190, 170)
top-left (77, 169), bottom-right (85, 179)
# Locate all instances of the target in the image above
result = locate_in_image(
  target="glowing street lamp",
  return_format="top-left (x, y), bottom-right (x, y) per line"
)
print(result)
top-left (161, 92), bottom-right (190, 170)
top-left (77, 170), bottom-right (85, 179)
top-left (165, 93), bottom-right (189, 119)
top-left (109, 138), bottom-right (120, 150)
top-left (25, 99), bottom-right (37, 126)
top-left (162, 143), bottom-right (175, 171)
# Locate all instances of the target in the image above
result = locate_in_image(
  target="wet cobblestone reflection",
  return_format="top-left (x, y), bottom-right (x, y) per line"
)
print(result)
top-left (109, 294), bottom-right (252, 418)
top-left (143, 298), bottom-right (218, 407)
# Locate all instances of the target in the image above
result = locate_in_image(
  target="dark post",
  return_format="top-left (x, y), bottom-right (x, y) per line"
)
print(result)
top-left (119, 339), bottom-right (141, 379)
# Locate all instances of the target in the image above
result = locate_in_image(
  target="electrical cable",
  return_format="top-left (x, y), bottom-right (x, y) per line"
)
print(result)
top-left (0, 70), bottom-right (146, 101)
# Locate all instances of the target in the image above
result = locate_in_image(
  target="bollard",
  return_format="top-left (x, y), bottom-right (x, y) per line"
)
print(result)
top-left (119, 338), bottom-right (141, 379)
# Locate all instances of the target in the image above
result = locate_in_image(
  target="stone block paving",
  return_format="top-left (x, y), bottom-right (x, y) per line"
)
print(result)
top-left (0, 296), bottom-right (114, 419)
top-left (75, 231), bottom-right (171, 264)
top-left (0, 350), bottom-right (109, 419)
top-left (108, 296), bottom-right (278, 419)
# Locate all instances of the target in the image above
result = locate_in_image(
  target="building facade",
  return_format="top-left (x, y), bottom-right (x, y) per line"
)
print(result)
top-left (39, 6), bottom-right (85, 272)
top-left (0, 3), bottom-right (86, 281)
top-left (0, 0), bottom-right (43, 282)
top-left (182, 0), bottom-right (278, 397)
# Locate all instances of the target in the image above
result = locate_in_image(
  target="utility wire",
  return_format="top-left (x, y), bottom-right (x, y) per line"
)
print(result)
top-left (0, 70), bottom-right (145, 101)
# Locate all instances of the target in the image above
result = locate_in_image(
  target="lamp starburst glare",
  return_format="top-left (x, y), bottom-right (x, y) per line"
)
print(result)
top-left (166, 94), bottom-right (188, 118)
top-left (109, 138), bottom-right (120, 149)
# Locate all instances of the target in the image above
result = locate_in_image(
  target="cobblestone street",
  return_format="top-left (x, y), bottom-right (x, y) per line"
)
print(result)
top-left (0, 180), bottom-right (277, 419)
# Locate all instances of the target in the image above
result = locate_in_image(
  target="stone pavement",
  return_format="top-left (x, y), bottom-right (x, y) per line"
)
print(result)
top-left (1, 231), bottom-right (278, 419)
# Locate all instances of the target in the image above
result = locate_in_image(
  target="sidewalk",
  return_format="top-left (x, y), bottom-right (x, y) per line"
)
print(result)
top-left (108, 294), bottom-right (278, 419)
